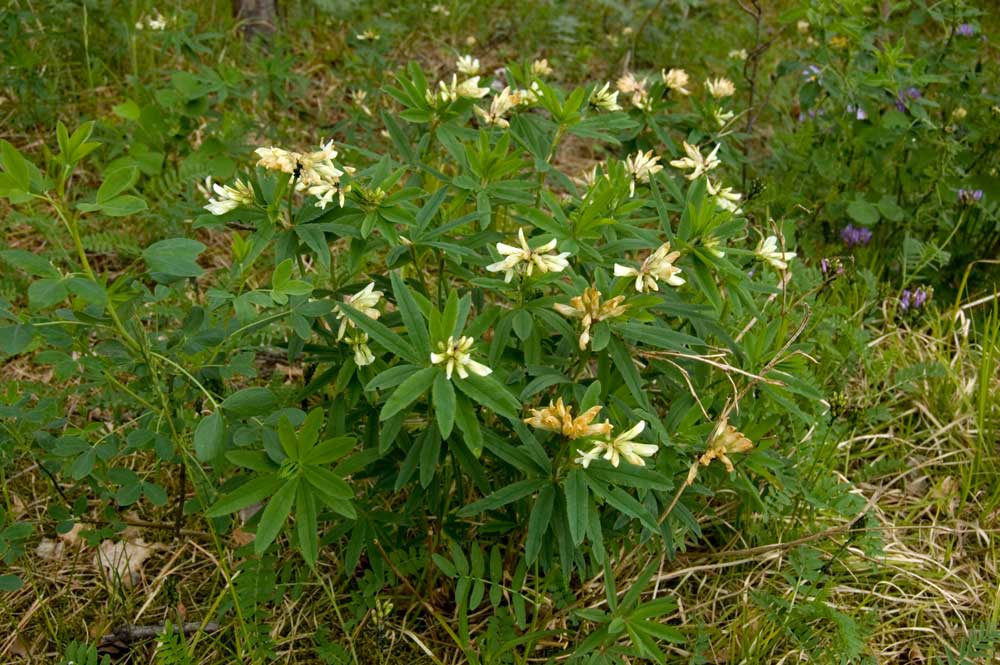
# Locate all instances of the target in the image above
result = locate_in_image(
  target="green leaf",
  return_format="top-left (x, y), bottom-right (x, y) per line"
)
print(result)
top-left (525, 484), bottom-right (555, 565)
top-left (564, 469), bottom-right (588, 546)
top-left (341, 302), bottom-right (421, 365)
top-left (97, 166), bottom-right (138, 203)
top-left (380, 367), bottom-right (437, 421)
top-left (846, 199), bottom-right (879, 226)
top-left (391, 271), bottom-right (431, 356)
top-left (254, 479), bottom-right (298, 553)
top-left (193, 411), bottom-right (225, 462)
top-left (0, 140), bottom-right (31, 190)
top-left (206, 475), bottom-right (282, 517)
top-left (301, 464), bottom-right (353, 501)
top-left (454, 393), bottom-right (484, 456)
top-left (0, 574), bottom-right (23, 592)
top-left (433, 371), bottom-right (456, 439)
top-left (91, 194), bottom-right (148, 217)
top-left (225, 450), bottom-right (278, 473)
top-left (0, 325), bottom-right (34, 354)
top-left (143, 238), bottom-right (205, 278)
top-left (454, 373), bottom-right (520, 422)
top-left (27, 279), bottom-right (68, 310)
top-left (458, 478), bottom-right (547, 516)
top-left (0, 249), bottom-right (60, 278)
top-left (296, 483), bottom-right (319, 567)
top-left (221, 387), bottom-right (277, 418)
top-left (306, 436), bottom-right (355, 464)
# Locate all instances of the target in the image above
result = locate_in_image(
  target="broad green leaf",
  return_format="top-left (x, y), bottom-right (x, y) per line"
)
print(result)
top-left (454, 393), bottom-right (484, 456)
top-left (380, 367), bottom-right (437, 421)
top-left (97, 166), bottom-right (138, 203)
top-left (143, 238), bottom-right (205, 278)
top-left (206, 475), bottom-right (282, 517)
top-left (0, 250), bottom-right (60, 278)
top-left (221, 387), bottom-right (277, 418)
top-left (225, 450), bottom-right (278, 473)
top-left (391, 271), bottom-right (430, 356)
top-left (432, 371), bottom-right (456, 439)
top-left (0, 325), bottom-right (33, 354)
top-left (193, 411), bottom-right (225, 462)
top-left (296, 483), bottom-right (318, 567)
top-left (306, 436), bottom-right (356, 464)
top-left (302, 464), bottom-right (353, 501)
top-left (525, 484), bottom-right (555, 564)
top-left (454, 373), bottom-right (520, 421)
top-left (27, 279), bottom-right (68, 310)
top-left (277, 416), bottom-right (299, 460)
top-left (846, 198), bottom-right (879, 226)
top-left (254, 479), bottom-right (298, 553)
top-left (0, 140), bottom-right (31, 190)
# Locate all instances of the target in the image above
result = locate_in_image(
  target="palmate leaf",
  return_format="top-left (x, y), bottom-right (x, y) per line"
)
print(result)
top-left (380, 367), bottom-right (438, 421)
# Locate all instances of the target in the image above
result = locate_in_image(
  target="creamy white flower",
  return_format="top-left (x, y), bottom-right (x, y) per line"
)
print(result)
top-left (662, 68), bottom-right (691, 95)
top-left (755, 234), bottom-right (796, 270)
top-left (474, 86), bottom-right (518, 127)
top-left (603, 421), bottom-right (656, 467)
top-left (614, 241), bottom-right (685, 292)
top-left (797, 20), bottom-right (810, 34)
top-left (456, 76), bottom-right (490, 99)
top-left (574, 444), bottom-right (605, 469)
top-left (351, 89), bottom-right (372, 116)
top-left (624, 150), bottom-right (663, 197)
top-left (430, 4), bottom-right (450, 15)
top-left (590, 83), bottom-right (621, 112)
top-left (486, 228), bottom-right (570, 283)
top-left (356, 29), bottom-right (380, 41)
top-left (531, 58), bottom-right (553, 77)
top-left (705, 77), bottom-right (736, 98)
top-left (714, 108), bottom-right (735, 127)
top-left (707, 179), bottom-right (742, 214)
top-left (136, 10), bottom-right (167, 30)
top-left (669, 141), bottom-right (721, 180)
top-left (456, 55), bottom-right (481, 76)
top-left (430, 336), bottom-right (491, 380)
top-left (336, 282), bottom-right (383, 341)
top-left (204, 179), bottom-right (254, 215)
top-left (347, 331), bottom-right (375, 366)
top-left (729, 49), bottom-right (748, 60)
top-left (553, 287), bottom-right (628, 350)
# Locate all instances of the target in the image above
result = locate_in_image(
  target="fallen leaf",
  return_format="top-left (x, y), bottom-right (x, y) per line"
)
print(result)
top-left (94, 539), bottom-right (158, 586)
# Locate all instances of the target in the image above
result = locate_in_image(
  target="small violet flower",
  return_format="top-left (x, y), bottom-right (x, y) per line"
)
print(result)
top-left (899, 286), bottom-right (931, 312)
top-left (956, 23), bottom-right (976, 37)
top-left (958, 188), bottom-right (984, 204)
top-left (840, 223), bottom-right (872, 248)
top-left (802, 64), bottom-right (822, 83)
top-left (847, 104), bottom-right (867, 120)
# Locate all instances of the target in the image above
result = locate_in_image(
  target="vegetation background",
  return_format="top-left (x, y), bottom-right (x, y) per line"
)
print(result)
top-left (1, 0), bottom-right (999, 663)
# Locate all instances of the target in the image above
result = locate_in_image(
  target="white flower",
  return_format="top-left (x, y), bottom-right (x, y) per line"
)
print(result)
top-left (531, 58), bottom-right (553, 77)
top-left (474, 86), bottom-right (518, 127)
top-left (797, 20), bottom-right (810, 34)
top-left (486, 228), bottom-right (570, 283)
top-left (707, 179), bottom-right (742, 214)
top-left (347, 331), bottom-right (375, 366)
top-left (714, 108), bottom-right (735, 127)
top-left (728, 49), bottom-right (748, 61)
top-left (456, 55), bottom-right (481, 76)
top-left (669, 141), bottom-right (721, 180)
top-left (351, 89), bottom-right (372, 116)
top-left (553, 287), bottom-right (628, 350)
top-left (574, 444), bottom-right (605, 469)
top-left (356, 29), bottom-right (380, 41)
top-left (430, 336), bottom-right (491, 380)
top-left (590, 83), bottom-right (621, 112)
top-left (430, 4), bottom-right (450, 15)
top-left (661, 68), bottom-right (691, 95)
top-left (614, 241), bottom-right (685, 293)
top-left (336, 282), bottom-right (383, 341)
top-left (603, 421), bottom-right (656, 467)
top-left (624, 150), bottom-right (663, 197)
top-left (255, 140), bottom-right (350, 209)
top-left (705, 77), bottom-right (736, 98)
top-left (617, 72), bottom-right (651, 109)
top-left (204, 179), bottom-right (255, 215)
top-left (755, 234), bottom-right (796, 270)
top-left (456, 76), bottom-right (490, 99)
top-left (136, 10), bottom-right (167, 30)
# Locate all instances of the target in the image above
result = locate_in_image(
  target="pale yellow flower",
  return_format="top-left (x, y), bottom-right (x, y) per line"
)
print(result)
top-left (474, 86), bottom-right (518, 127)
top-left (356, 29), bottom-right (380, 41)
top-left (456, 55), bottom-right (481, 76)
top-left (669, 141), bottom-right (721, 180)
top-left (705, 77), bottom-right (736, 99)
top-left (728, 49), bottom-right (748, 61)
top-left (204, 179), bottom-right (254, 215)
top-left (686, 418), bottom-right (753, 485)
top-left (336, 282), bottom-right (383, 341)
top-left (590, 83), bottom-right (621, 112)
top-left (662, 68), bottom-right (691, 95)
top-left (579, 421), bottom-right (655, 468)
top-left (347, 331), bottom-right (375, 366)
top-left (707, 179), bottom-right (742, 214)
top-left (614, 241), bottom-right (685, 293)
top-left (553, 287), bottom-right (628, 350)
top-left (624, 150), bottom-right (663, 197)
top-left (430, 336), bottom-right (491, 380)
top-left (486, 228), bottom-right (570, 283)
top-left (531, 58), bottom-right (553, 77)
top-left (755, 234), bottom-right (796, 270)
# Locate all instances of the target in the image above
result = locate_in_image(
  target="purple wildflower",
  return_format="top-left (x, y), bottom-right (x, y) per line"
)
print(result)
top-left (841, 224), bottom-right (873, 248)
top-left (847, 104), bottom-right (868, 120)
top-left (956, 23), bottom-right (976, 37)
top-left (821, 257), bottom-right (845, 276)
top-left (895, 87), bottom-right (921, 112)
top-left (912, 287), bottom-right (929, 308)
top-left (900, 286), bottom-right (932, 312)
top-left (900, 289), bottom-right (911, 311)
top-left (958, 188), bottom-right (984, 204)
top-left (802, 65), bottom-right (822, 83)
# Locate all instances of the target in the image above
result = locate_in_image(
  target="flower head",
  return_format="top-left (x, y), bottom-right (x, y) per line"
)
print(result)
top-left (590, 83), bottom-right (622, 112)
top-left (430, 336), bottom-right (491, 380)
top-left (624, 150), bottom-right (663, 197)
top-left (840, 224), bottom-right (872, 248)
top-left (486, 228), bottom-right (570, 283)
top-left (662, 68), bottom-right (691, 95)
top-left (204, 179), bottom-right (255, 215)
top-left (335, 282), bottom-right (383, 341)
top-left (346, 331), bottom-right (375, 366)
top-left (956, 23), bottom-right (976, 37)
top-left (601, 421), bottom-right (656, 467)
top-left (614, 241), bottom-right (684, 293)
top-left (553, 287), bottom-right (628, 349)
top-left (958, 188), bottom-right (984, 204)
top-left (802, 64), bottom-right (822, 83)
top-left (356, 29), bottom-right (380, 41)
top-left (669, 142), bottom-right (721, 181)
top-left (255, 139), bottom-right (349, 209)
top-left (456, 55), bottom-right (481, 75)
top-left (524, 398), bottom-right (612, 440)
top-left (707, 179), bottom-right (743, 214)
top-left (475, 86), bottom-right (519, 127)
top-left (755, 234), bottom-right (796, 271)
top-left (705, 77), bottom-right (736, 98)
top-left (729, 49), bottom-right (748, 61)
top-left (617, 73), bottom-right (651, 109)
top-left (531, 58), bottom-right (554, 77)
top-left (686, 418), bottom-right (753, 484)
